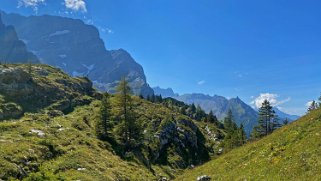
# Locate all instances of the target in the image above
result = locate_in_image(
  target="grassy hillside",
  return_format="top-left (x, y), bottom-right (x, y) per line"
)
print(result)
top-left (176, 108), bottom-right (321, 180)
top-left (0, 64), bottom-right (225, 180)
top-left (0, 101), bottom-right (157, 180)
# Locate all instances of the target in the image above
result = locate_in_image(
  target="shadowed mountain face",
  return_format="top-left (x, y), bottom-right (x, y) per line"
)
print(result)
top-left (0, 12), bottom-right (153, 96)
top-left (0, 14), bottom-right (39, 63)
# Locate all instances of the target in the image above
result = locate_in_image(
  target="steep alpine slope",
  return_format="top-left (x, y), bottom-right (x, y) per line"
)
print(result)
top-left (0, 11), bottom-right (153, 96)
top-left (176, 108), bottom-right (321, 180)
top-left (0, 64), bottom-right (224, 180)
top-left (0, 14), bottom-right (38, 63)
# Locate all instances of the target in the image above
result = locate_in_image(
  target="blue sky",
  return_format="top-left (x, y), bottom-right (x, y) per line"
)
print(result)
top-left (1, 0), bottom-right (321, 115)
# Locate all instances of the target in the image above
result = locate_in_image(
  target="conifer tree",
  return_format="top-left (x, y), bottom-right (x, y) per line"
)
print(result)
top-left (283, 118), bottom-right (289, 126)
top-left (308, 100), bottom-right (318, 112)
top-left (158, 94), bottom-right (163, 102)
top-left (100, 92), bottom-right (112, 138)
top-left (238, 123), bottom-right (247, 145)
top-left (224, 110), bottom-right (236, 131)
top-left (195, 105), bottom-right (205, 120)
top-left (188, 103), bottom-right (196, 118)
top-left (207, 110), bottom-right (218, 124)
top-left (180, 107), bottom-right (187, 115)
top-left (147, 95), bottom-right (152, 102)
top-left (222, 110), bottom-right (243, 151)
top-left (114, 78), bottom-right (142, 150)
top-left (255, 100), bottom-right (279, 137)
top-left (151, 94), bottom-right (156, 103)
top-left (28, 60), bottom-right (32, 74)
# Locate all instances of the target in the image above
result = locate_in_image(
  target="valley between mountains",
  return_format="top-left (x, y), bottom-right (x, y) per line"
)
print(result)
top-left (0, 10), bottom-right (320, 181)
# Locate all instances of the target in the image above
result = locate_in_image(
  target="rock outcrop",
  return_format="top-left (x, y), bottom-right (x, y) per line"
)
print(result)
top-left (0, 64), bottom-right (95, 120)
top-left (150, 118), bottom-right (209, 168)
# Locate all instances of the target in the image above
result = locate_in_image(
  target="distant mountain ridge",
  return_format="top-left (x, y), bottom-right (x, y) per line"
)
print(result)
top-left (0, 11), bottom-right (153, 96)
top-left (152, 86), bottom-right (179, 98)
top-left (153, 87), bottom-right (300, 135)
top-left (0, 14), bottom-right (39, 63)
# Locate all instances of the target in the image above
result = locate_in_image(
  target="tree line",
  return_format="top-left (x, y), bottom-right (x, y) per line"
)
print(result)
top-left (99, 80), bottom-right (319, 154)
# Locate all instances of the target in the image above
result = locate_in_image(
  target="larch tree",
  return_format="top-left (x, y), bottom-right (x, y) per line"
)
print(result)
top-left (114, 78), bottom-right (142, 150)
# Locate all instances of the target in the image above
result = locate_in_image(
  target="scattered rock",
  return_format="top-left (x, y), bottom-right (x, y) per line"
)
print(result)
top-left (197, 175), bottom-right (211, 181)
top-left (158, 176), bottom-right (168, 181)
top-left (77, 168), bottom-right (86, 171)
top-left (58, 128), bottom-right (65, 132)
top-left (30, 129), bottom-right (45, 137)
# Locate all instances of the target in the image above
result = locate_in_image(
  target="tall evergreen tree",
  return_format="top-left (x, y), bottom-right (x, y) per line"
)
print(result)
top-left (307, 100), bottom-right (318, 112)
top-left (114, 78), bottom-right (142, 150)
top-left (224, 110), bottom-right (236, 131)
top-left (283, 118), bottom-right (289, 126)
top-left (222, 110), bottom-right (246, 151)
top-left (207, 110), bottom-right (218, 124)
top-left (238, 123), bottom-right (247, 145)
top-left (151, 94), bottom-right (156, 103)
top-left (195, 105), bottom-right (205, 120)
top-left (255, 99), bottom-right (279, 137)
top-left (100, 92), bottom-right (112, 138)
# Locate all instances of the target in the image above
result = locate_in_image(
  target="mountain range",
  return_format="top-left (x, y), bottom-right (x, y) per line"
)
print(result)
top-left (0, 10), bottom-right (299, 135)
top-left (0, 14), bottom-right (38, 63)
top-left (0, 11), bottom-right (153, 96)
top-left (153, 87), bottom-right (299, 135)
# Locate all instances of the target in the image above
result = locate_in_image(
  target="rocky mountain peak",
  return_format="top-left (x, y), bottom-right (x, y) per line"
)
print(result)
top-left (0, 14), bottom-right (39, 64)
top-left (0, 12), bottom-right (153, 96)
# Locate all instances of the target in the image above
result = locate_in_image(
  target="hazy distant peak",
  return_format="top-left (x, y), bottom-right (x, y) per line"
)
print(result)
top-left (153, 86), bottom-right (179, 98)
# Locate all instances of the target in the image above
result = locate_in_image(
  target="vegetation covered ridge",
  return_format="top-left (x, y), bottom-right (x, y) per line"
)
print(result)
top-left (176, 105), bottom-right (321, 180)
top-left (0, 63), bottom-right (239, 180)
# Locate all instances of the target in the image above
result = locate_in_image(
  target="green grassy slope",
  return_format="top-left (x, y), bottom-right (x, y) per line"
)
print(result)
top-left (176, 108), bottom-right (321, 181)
top-left (0, 64), bottom-right (224, 180)
top-left (0, 101), bottom-right (157, 180)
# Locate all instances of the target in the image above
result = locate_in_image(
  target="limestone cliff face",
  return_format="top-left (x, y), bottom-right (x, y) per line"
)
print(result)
top-left (0, 14), bottom-right (39, 63)
top-left (1, 12), bottom-right (153, 96)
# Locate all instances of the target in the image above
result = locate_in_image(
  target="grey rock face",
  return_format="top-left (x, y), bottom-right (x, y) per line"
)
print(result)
top-left (151, 119), bottom-right (209, 168)
top-left (1, 12), bottom-right (153, 96)
top-left (0, 14), bottom-right (39, 63)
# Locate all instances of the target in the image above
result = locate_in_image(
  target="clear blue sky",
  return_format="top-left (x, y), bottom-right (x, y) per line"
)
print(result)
top-left (1, 0), bottom-right (321, 115)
